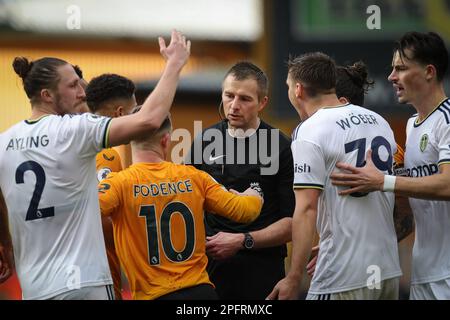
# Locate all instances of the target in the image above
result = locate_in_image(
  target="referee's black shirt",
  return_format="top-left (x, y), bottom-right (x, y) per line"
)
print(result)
top-left (187, 120), bottom-right (295, 257)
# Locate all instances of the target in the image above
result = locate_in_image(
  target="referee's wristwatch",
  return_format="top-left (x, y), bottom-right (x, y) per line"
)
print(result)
top-left (243, 232), bottom-right (254, 250)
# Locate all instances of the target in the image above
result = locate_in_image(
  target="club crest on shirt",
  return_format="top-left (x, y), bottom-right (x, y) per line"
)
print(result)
top-left (420, 134), bottom-right (429, 152)
top-left (97, 168), bottom-right (112, 182)
top-left (249, 182), bottom-right (264, 198)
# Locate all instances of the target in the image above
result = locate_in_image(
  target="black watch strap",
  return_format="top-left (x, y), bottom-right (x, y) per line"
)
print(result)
top-left (243, 232), bottom-right (254, 250)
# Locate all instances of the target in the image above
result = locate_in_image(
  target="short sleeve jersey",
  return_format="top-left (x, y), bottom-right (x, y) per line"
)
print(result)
top-left (98, 161), bottom-right (261, 300)
top-left (96, 147), bottom-right (123, 299)
top-left (404, 98), bottom-right (450, 284)
top-left (292, 104), bottom-right (401, 294)
top-left (96, 148), bottom-right (123, 182)
top-left (0, 113), bottom-right (113, 299)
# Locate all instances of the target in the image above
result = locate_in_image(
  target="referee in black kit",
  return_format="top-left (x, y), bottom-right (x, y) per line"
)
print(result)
top-left (186, 62), bottom-right (295, 300)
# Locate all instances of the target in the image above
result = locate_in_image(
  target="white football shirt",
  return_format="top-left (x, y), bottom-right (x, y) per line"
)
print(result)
top-left (292, 104), bottom-right (401, 294)
top-left (0, 114), bottom-right (113, 299)
top-left (405, 98), bottom-right (450, 285)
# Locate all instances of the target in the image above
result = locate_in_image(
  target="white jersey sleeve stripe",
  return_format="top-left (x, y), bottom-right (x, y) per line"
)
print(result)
top-left (293, 183), bottom-right (324, 190)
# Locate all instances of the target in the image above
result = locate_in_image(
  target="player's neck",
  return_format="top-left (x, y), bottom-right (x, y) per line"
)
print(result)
top-left (132, 148), bottom-right (165, 164)
top-left (30, 103), bottom-right (59, 120)
top-left (415, 85), bottom-right (447, 121)
top-left (304, 94), bottom-right (342, 119)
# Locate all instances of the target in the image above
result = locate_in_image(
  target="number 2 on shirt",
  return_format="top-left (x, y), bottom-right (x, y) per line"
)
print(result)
top-left (15, 161), bottom-right (55, 221)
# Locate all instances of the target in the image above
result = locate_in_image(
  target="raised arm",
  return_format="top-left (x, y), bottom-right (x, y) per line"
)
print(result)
top-left (108, 30), bottom-right (191, 147)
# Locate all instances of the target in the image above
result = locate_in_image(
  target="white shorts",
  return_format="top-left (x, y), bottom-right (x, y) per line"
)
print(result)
top-left (306, 278), bottom-right (399, 300)
top-left (410, 278), bottom-right (450, 300)
top-left (49, 285), bottom-right (115, 300)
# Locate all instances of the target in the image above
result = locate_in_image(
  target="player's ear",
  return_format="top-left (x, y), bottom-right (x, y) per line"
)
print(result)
top-left (40, 88), bottom-right (53, 103)
top-left (339, 97), bottom-right (349, 104)
top-left (295, 82), bottom-right (303, 99)
top-left (115, 106), bottom-right (124, 117)
top-left (425, 64), bottom-right (437, 82)
top-left (258, 96), bottom-right (268, 112)
top-left (161, 132), bottom-right (171, 149)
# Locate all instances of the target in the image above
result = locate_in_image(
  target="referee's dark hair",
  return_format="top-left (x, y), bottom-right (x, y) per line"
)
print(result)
top-left (336, 61), bottom-right (374, 106)
top-left (287, 52), bottom-right (336, 98)
top-left (86, 73), bottom-right (135, 113)
top-left (395, 31), bottom-right (448, 82)
top-left (224, 62), bottom-right (268, 101)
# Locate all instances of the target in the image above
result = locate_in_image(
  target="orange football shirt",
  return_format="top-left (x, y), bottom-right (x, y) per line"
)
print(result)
top-left (96, 148), bottom-right (123, 300)
top-left (98, 161), bottom-right (261, 300)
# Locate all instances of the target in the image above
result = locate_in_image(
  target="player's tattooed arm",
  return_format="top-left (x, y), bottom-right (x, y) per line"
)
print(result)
top-left (393, 194), bottom-right (414, 242)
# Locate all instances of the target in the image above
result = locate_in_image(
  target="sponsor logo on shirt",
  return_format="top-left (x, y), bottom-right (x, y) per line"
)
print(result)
top-left (294, 163), bottom-right (311, 173)
top-left (406, 163), bottom-right (438, 177)
top-left (103, 153), bottom-right (115, 162)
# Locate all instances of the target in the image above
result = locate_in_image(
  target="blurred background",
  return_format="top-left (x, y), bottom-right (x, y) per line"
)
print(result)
top-left (1, 0), bottom-right (450, 300)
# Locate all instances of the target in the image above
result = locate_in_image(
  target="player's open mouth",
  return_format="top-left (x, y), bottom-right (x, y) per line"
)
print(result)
top-left (393, 85), bottom-right (404, 96)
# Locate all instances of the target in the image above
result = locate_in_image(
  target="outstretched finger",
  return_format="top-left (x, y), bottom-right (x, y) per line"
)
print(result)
top-left (306, 262), bottom-right (316, 277)
top-left (306, 255), bottom-right (317, 269)
top-left (206, 233), bottom-right (219, 241)
top-left (331, 178), bottom-right (361, 186)
top-left (330, 172), bottom-right (361, 182)
top-left (266, 288), bottom-right (278, 300)
top-left (171, 29), bottom-right (181, 44)
top-left (158, 37), bottom-right (166, 52)
top-left (335, 162), bottom-right (360, 173)
top-left (205, 241), bottom-right (215, 250)
top-left (338, 186), bottom-right (363, 196)
top-left (365, 149), bottom-right (373, 166)
top-left (187, 40), bottom-right (191, 53)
